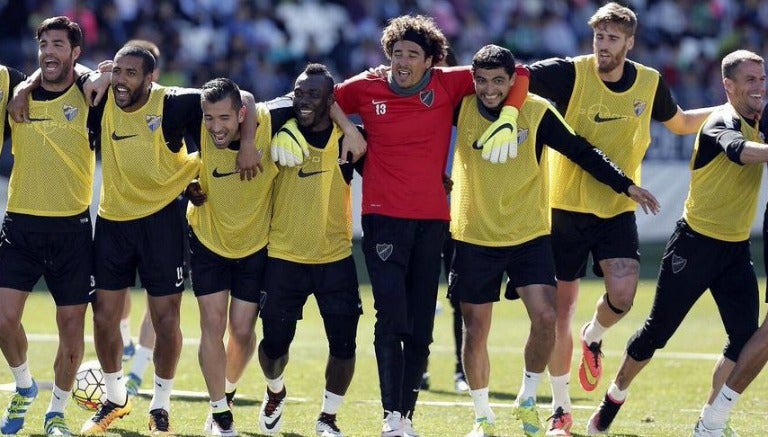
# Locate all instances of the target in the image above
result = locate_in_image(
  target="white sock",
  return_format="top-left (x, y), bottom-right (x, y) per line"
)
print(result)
top-left (703, 384), bottom-right (740, 429)
top-left (210, 396), bottom-right (229, 413)
top-left (607, 381), bottom-right (628, 403)
top-left (225, 378), bottom-right (238, 394)
top-left (549, 372), bottom-right (572, 413)
top-left (104, 370), bottom-right (128, 406)
top-left (321, 389), bottom-right (344, 415)
top-left (149, 375), bottom-right (174, 412)
top-left (266, 375), bottom-right (284, 394)
top-left (46, 385), bottom-right (71, 414)
top-left (518, 369), bottom-right (543, 401)
top-left (584, 319), bottom-right (607, 345)
top-left (10, 362), bottom-right (33, 389)
top-left (129, 345), bottom-right (153, 378)
top-left (120, 318), bottom-right (132, 347)
top-left (469, 387), bottom-right (494, 422)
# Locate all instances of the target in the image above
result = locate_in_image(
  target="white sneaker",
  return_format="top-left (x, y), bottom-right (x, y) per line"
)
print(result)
top-left (403, 417), bottom-right (420, 437)
top-left (258, 388), bottom-right (286, 435)
top-left (465, 417), bottom-right (495, 437)
top-left (692, 418), bottom-right (739, 437)
top-left (455, 372), bottom-right (470, 393)
top-left (203, 411), bottom-right (237, 437)
top-left (316, 412), bottom-right (344, 436)
top-left (381, 411), bottom-right (402, 437)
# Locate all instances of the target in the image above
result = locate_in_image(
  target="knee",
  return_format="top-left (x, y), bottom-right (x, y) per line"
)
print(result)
top-left (724, 326), bottom-right (759, 362)
top-left (626, 327), bottom-right (662, 362)
top-left (261, 319), bottom-right (295, 360)
top-left (604, 291), bottom-right (634, 314)
top-left (0, 312), bottom-right (21, 334)
top-left (531, 306), bottom-right (556, 330)
top-left (229, 323), bottom-right (255, 346)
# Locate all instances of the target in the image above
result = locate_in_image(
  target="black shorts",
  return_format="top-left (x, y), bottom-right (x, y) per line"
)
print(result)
top-left (94, 200), bottom-right (186, 297)
top-left (259, 256), bottom-right (361, 321)
top-left (189, 230), bottom-right (266, 303)
top-left (551, 209), bottom-right (639, 281)
top-left (0, 212), bottom-right (93, 306)
top-left (449, 236), bottom-right (556, 304)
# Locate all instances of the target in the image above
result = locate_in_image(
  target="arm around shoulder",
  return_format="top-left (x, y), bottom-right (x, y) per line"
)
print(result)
top-left (663, 106), bottom-right (718, 135)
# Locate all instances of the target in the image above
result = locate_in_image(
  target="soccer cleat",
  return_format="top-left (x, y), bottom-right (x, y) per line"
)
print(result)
top-left (316, 412), bottom-right (344, 436)
top-left (44, 412), bottom-right (73, 436)
top-left (225, 390), bottom-right (236, 408)
top-left (122, 341), bottom-right (136, 362)
top-left (545, 407), bottom-right (573, 436)
top-left (402, 416), bottom-right (420, 437)
top-left (692, 418), bottom-right (740, 437)
top-left (148, 408), bottom-right (171, 435)
top-left (586, 394), bottom-right (624, 435)
top-left (381, 411), bottom-right (402, 437)
top-left (419, 372), bottom-right (430, 390)
top-left (455, 372), bottom-right (470, 393)
top-left (514, 397), bottom-right (545, 437)
top-left (258, 387), bottom-right (286, 435)
top-left (1, 380), bottom-right (38, 435)
top-left (465, 417), bottom-right (495, 437)
top-left (204, 410), bottom-right (237, 437)
top-left (81, 398), bottom-right (133, 435)
top-left (579, 323), bottom-right (603, 392)
top-left (125, 372), bottom-right (142, 396)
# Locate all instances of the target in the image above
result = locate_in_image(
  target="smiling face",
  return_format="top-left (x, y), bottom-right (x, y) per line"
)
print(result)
top-left (389, 39), bottom-right (433, 89)
top-left (110, 54), bottom-right (152, 111)
top-left (592, 22), bottom-right (633, 80)
top-left (473, 67), bottom-right (513, 111)
top-left (293, 73), bottom-right (333, 132)
top-left (202, 96), bottom-right (244, 149)
top-left (724, 60), bottom-right (766, 120)
top-left (37, 29), bottom-right (80, 90)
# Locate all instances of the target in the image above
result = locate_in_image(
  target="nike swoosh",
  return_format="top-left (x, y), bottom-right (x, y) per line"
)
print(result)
top-left (297, 168), bottom-right (328, 178)
top-left (175, 278), bottom-right (184, 288)
top-left (723, 393), bottom-right (733, 401)
top-left (28, 117), bottom-right (53, 122)
top-left (263, 414), bottom-right (282, 430)
top-left (581, 356), bottom-right (599, 387)
top-left (484, 122), bottom-right (514, 142)
top-left (593, 113), bottom-right (626, 123)
top-left (371, 99), bottom-right (387, 105)
top-left (112, 131), bottom-right (138, 141)
top-left (212, 168), bottom-right (238, 178)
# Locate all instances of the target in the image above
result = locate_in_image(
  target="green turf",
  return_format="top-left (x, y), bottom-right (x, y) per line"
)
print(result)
top-left (1, 279), bottom-right (767, 436)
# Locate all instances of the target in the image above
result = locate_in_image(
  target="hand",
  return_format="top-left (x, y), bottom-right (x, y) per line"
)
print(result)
top-left (271, 119), bottom-right (309, 167)
top-left (236, 148), bottom-right (264, 181)
top-left (367, 64), bottom-right (390, 78)
top-left (442, 173), bottom-right (453, 195)
top-left (627, 185), bottom-right (660, 215)
top-left (339, 126), bottom-right (366, 164)
top-left (478, 106), bottom-right (519, 164)
top-left (184, 181), bottom-right (207, 206)
top-left (83, 71), bottom-right (111, 106)
top-left (8, 74), bottom-right (40, 123)
top-left (97, 60), bottom-right (113, 73)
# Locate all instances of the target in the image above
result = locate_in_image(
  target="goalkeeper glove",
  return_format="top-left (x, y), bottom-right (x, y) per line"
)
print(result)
top-left (478, 106), bottom-right (519, 164)
top-left (271, 118), bottom-right (309, 167)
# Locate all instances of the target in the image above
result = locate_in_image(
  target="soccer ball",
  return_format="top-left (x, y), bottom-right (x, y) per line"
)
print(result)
top-left (72, 360), bottom-right (106, 411)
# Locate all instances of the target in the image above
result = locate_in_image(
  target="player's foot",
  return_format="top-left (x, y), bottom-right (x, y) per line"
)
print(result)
top-left (44, 412), bottom-right (72, 436)
top-left (225, 390), bottom-right (236, 408)
top-left (316, 412), bottom-right (343, 436)
top-left (148, 408), bottom-right (171, 436)
top-left (545, 407), bottom-right (572, 436)
top-left (258, 387), bottom-right (286, 435)
top-left (402, 416), bottom-right (420, 437)
top-left (579, 323), bottom-right (603, 391)
top-left (81, 398), bottom-right (133, 435)
top-left (464, 417), bottom-right (495, 437)
top-left (381, 411), bottom-right (402, 437)
top-left (586, 394), bottom-right (624, 435)
top-left (455, 372), bottom-right (470, 393)
top-left (122, 341), bottom-right (136, 362)
top-left (125, 372), bottom-right (142, 396)
top-left (514, 397), bottom-right (544, 437)
top-left (204, 410), bottom-right (237, 437)
top-left (692, 418), bottom-right (740, 437)
top-left (419, 372), bottom-right (430, 390)
top-left (0, 380), bottom-right (38, 435)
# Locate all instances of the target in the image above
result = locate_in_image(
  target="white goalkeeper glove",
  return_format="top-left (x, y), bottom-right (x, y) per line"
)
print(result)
top-left (271, 118), bottom-right (309, 167)
top-left (478, 106), bottom-right (519, 164)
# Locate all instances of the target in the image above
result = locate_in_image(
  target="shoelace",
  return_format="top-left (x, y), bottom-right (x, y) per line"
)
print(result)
top-left (92, 401), bottom-right (118, 422)
top-left (46, 415), bottom-right (69, 433)
top-left (264, 393), bottom-right (283, 417)
top-left (588, 342), bottom-right (603, 366)
top-left (318, 413), bottom-right (340, 432)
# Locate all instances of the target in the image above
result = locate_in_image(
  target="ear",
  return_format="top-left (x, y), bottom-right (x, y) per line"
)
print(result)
top-left (72, 46), bottom-right (81, 62)
top-left (723, 77), bottom-right (734, 94)
top-left (237, 105), bottom-right (246, 124)
top-left (627, 35), bottom-right (635, 51)
top-left (425, 55), bottom-right (434, 69)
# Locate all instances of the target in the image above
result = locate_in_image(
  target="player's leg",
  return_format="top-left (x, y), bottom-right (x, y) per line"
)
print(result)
top-left (126, 306), bottom-right (154, 395)
top-left (120, 293), bottom-right (135, 362)
top-left (0, 287), bottom-right (35, 435)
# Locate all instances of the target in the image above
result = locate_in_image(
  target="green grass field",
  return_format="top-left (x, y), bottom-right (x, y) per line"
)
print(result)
top-left (2, 278), bottom-right (767, 436)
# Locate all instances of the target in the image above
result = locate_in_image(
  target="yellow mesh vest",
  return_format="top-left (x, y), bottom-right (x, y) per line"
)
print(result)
top-left (551, 55), bottom-right (658, 217)
top-left (0, 66), bottom-right (9, 147)
top-left (99, 85), bottom-right (200, 220)
top-left (268, 122), bottom-right (352, 263)
top-left (187, 104), bottom-right (278, 258)
top-left (684, 105), bottom-right (763, 241)
top-left (8, 85), bottom-right (94, 216)
top-left (451, 94), bottom-right (551, 246)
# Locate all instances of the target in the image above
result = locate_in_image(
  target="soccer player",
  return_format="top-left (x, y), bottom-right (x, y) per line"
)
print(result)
top-left (587, 49), bottom-right (767, 435)
top-left (303, 15), bottom-right (528, 436)
top-left (187, 77), bottom-right (275, 436)
top-left (452, 44), bottom-right (658, 437)
top-left (527, 3), bottom-right (717, 433)
top-left (256, 63), bottom-right (363, 437)
top-left (80, 45), bottom-right (259, 435)
top-left (0, 16), bottom-right (95, 436)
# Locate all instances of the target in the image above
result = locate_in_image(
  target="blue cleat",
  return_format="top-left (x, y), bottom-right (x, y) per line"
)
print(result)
top-left (1, 380), bottom-right (38, 435)
top-left (122, 341), bottom-right (136, 362)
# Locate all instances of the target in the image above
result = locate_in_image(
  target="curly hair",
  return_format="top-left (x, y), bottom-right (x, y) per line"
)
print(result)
top-left (380, 14), bottom-right (447, 64)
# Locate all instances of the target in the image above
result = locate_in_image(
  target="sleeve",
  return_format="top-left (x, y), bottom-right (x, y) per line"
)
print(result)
top-left (691, 113), bottom-right (744, 169)
top-left (539, 106), bottom-right (634, 194)
top-left (528, 58), bottom-right (576, 111)
top-left (163, 88), bottom-right (203, 153)
top-left (503, 65), bottom-right (530, 109)
top-left (7, 67), bottom-right (26, 90)
top-left (265, 96), bottom-right (295, 136)
top-left (341, 125), bottom-right (366, 182)
top-left (333, 72), bottom-right (367, 115)
top-left (437, 66), bottom-right (476, 106)
top-left (650, 74), bottom-right (678, 122)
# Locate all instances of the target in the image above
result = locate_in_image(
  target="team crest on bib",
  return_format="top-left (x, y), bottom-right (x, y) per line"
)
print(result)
top-left (63, 105), bottom-right (78, 121)
top-left (671, 253), bottom-right (687, 274)
top-left (376, 243), bottom-right (393, 261)
top-left (146, 115), bottom-right (162, 131)
top-left (419, 89), bottom-right (434, 107)
top-left (633, 99), bottom-right (647, 116)
top-left (517, 128), bottom-right (529, 144)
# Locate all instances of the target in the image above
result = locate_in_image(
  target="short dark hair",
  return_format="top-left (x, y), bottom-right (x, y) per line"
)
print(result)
top-left (115, 45), bottom-right (156, 76)
top-left (380, 14), bottom-right (447, 64)
top-left (721, 50), bottom-right (764, 80)
top-left (36, 16), bottom-right (83, 48)
top-left (201, 77), bottom-right (242, 110)
top-left (301, 63), bottom-right (335, 91)
top-left (472, 45), bottom-right (516, 76)
top-left (588, 2), bottom-right (637, 37)
top-left (124, 39), bottom-right (161, 72)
